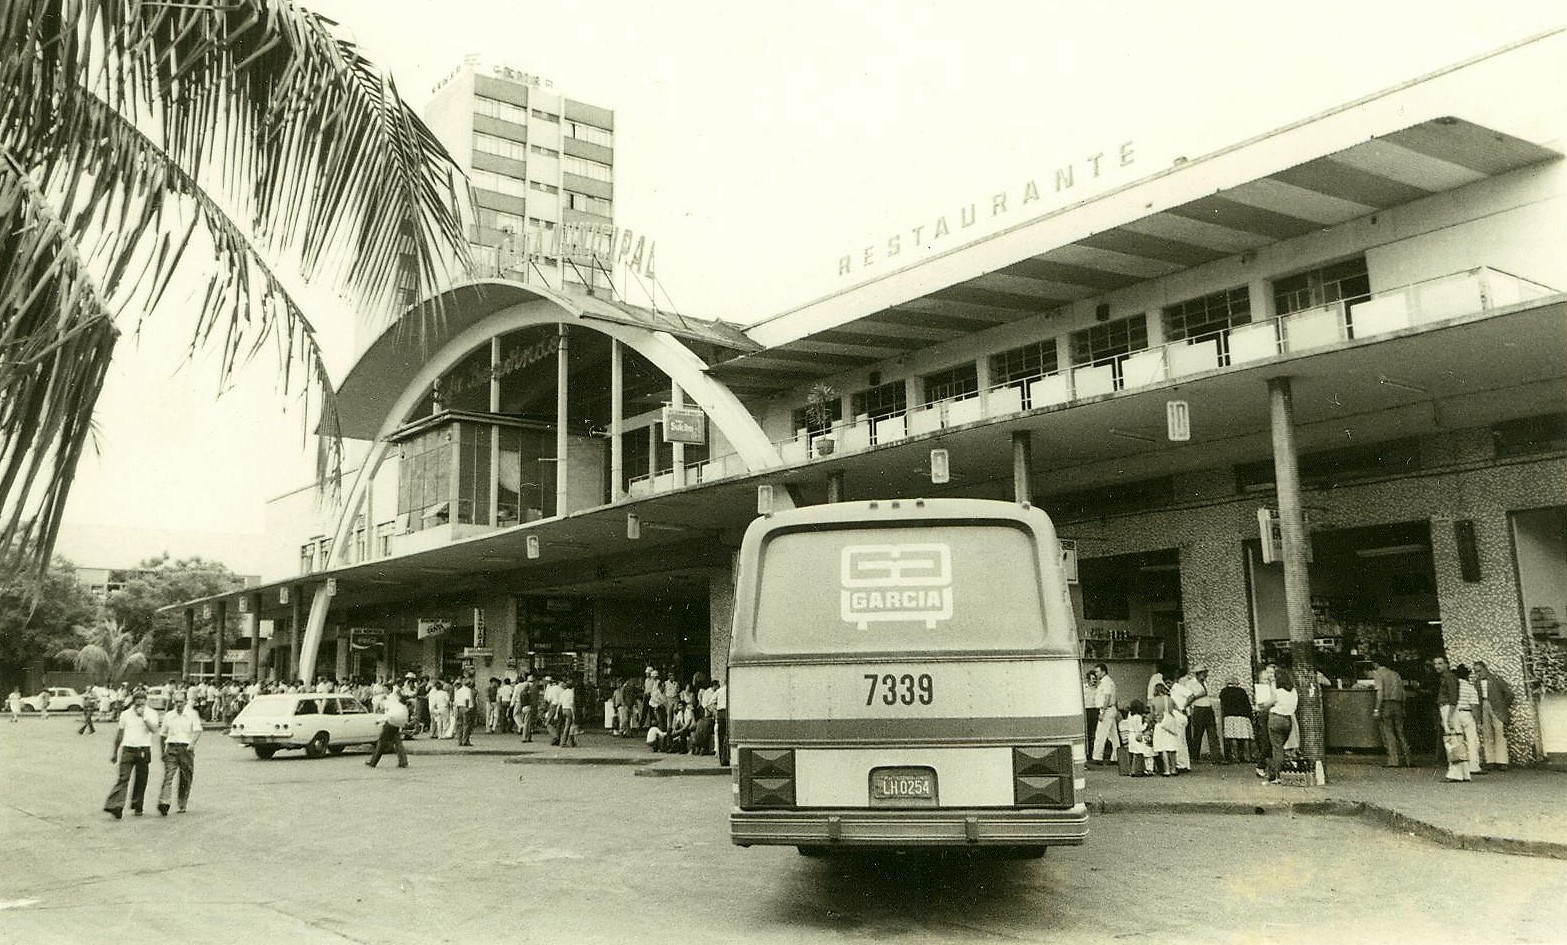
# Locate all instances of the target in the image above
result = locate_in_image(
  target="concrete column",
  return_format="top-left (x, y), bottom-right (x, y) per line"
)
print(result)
top-left (1268, 376), bottom-right (1323, 767)
top-left (213, 600), bottom-right (227, 685)
top-left (1012, 431), bottom-right (1033, 504)
top-left (489, 335), bottom-right (501, 526)
top-left (671, 381), bottom-right (685, 488)
top-left (289, 587), bottom-right (303, 683)
top-left (182, 608), bottom-right (194, 679)
top-left (298, 583), bottom-right (331, 685)
top-left (555, 325), bottom-right (570, 515)
top-left (335, 635), bottom-right (349, 681)
top-left (827, 471), bottom-right (845, 503)
top-left (248, 592), bottom-right (262, 682)
top-left (708, 560), bottom-right (736, 685)
top-left (611, 339), bottom-right (624, 500)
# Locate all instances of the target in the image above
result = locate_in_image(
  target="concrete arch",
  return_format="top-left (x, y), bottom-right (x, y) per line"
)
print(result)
top-left (298, 286), bottom-right (782, 683)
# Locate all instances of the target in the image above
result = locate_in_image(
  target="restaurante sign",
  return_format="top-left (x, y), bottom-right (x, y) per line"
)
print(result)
top-left (837, 140), bottom-right (1137, 279)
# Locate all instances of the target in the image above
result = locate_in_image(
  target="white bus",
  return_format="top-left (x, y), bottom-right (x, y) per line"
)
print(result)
top-left (728, 498), bottom-right (1087, 857)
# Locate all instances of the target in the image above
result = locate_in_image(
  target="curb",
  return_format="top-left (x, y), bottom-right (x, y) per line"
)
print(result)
top-left (1091, 796), bottom-right (1567, 860)
top-left (504, 755), bottom-right (659, 767)
top-left (634, 765), bottom-right (732, 778)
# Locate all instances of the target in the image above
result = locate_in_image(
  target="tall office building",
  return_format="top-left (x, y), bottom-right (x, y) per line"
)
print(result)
top-left (422, 57), bottom-right (616, 294)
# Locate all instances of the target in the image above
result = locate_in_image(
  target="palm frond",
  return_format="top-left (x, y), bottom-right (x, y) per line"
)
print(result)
top-left (0, 0), bottom-right (471, 581)
top-left (0, 157), bottom-right (118, 583)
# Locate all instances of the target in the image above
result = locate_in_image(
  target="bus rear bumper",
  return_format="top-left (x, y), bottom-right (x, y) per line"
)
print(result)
top-left (730, 805), bottom-right (1088, 848)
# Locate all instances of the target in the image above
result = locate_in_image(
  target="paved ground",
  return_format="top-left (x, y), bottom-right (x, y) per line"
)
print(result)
top-left (3, 718), bottom-right (1566, 945)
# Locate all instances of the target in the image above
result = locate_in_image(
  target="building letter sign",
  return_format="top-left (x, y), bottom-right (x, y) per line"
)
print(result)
top-left (661, 407), bottom-right (707, 445)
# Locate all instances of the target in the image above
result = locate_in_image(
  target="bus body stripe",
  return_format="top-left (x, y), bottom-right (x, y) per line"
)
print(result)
top-left (730, 715), bottom-right (1083, 743)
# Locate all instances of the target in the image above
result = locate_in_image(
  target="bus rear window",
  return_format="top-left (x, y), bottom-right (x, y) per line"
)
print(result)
top-left (751, 524), bottom-right (1052, 655)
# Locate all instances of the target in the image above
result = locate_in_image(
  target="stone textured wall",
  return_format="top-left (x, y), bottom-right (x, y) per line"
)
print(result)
top-left (1057, 441), bottom-right (1565, 764)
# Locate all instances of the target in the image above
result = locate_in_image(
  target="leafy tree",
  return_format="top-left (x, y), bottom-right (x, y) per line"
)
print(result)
top-left (0, 1), bottom-right (471, 584)
top-left (106, 554), bottom-right (247, 661)
top-left (56, 617), bottom-right (153, 686)
top-left (0, 554), bottom-right (102, 690)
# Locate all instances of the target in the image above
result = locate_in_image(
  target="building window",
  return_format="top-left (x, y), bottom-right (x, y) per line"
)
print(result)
top-left (530, 108), bottom-right (559, 123)
top-left (1493, 413), bottom-right (1567, 459)
top-left (471, 169), bottom-right (527, 198)
top-left (318, 538), bottom-right (333, 569)
top-left (561, 155), bottom-right (612, 183)
top-left (299, 542), bottom-right (318, 575)
top-left (530, 181), bottom-right (559, 195)
top-left (1235, 437), bottom-right (1422, 492)
top-left (565, 191), bottom-right (612, 216)
top-left (1070, 314), bottom-right (1148, 367)
top-left (922, 363), bottom-right (979, 403)
top-left (1273, 256), bottom-right (1370, 316)
top-left (529, 144), bottom-right (559, 159)
top-left (475, 95), bottom-right (529, 126)
top-left (473, 132), bottom-right (528, 162)
top-left (990, 339), bottom-right (1059, 387)
top-left (565, 120), bottom-right (613, 147)
top-left (376, 522), bottom-right (394, 557)
top-left (790, 397), bottom-right (842, 436)
top-left (478, 209), bottom-right (527, 233)
top-left (397, 428), bottom-right (453, 529)
top-left (1164, 286), bottom-right (1251, 342)
top-left (850, 380), bottom-right (907, 420)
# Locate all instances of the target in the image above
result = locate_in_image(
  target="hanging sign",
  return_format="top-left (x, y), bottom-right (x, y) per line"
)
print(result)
top-left (417, 618), bottom-right (451, 640)
top-left (661, 407), bottom-right (706, 445)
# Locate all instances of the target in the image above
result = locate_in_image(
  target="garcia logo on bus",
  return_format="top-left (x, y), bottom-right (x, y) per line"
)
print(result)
top-left (840, 543), bottom-right (953, 630)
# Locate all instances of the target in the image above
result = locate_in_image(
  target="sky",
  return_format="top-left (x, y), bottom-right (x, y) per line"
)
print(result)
top-left (55, 0), bottom-right (1565, 571)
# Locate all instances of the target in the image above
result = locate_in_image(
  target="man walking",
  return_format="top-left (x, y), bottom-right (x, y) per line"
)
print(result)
top-left (1472, 660), bottom-right (1513, 771)
top-left (77, 687), bottom-right (98, 734)
top-left (1370, 655), bottom-right (1410, 767)
top-left (366, 688), bottom-right (410, 768)
top-left (1186, 667), bottom-right (1221, 764)
top-left (453, 676), bottom-right (475, 746)
top-left (104, 689), bottom-right (160, 819)
top-left (158, 688), bottom-right (202, 814)
top-left (515, 673), bottom-right (536, 741)
top-left (1088, 663), bottom-right (1119, 765)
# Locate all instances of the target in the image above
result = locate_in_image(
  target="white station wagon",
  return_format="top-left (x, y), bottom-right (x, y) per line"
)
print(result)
top-left (228, 693), bottom-right (385, 759)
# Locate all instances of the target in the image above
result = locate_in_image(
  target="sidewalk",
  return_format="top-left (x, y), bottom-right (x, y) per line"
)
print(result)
top-left (402, 729), bottom-right (1567, 859)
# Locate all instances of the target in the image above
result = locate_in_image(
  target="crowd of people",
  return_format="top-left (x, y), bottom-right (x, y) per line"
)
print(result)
top-left (1084, 652), bottom-right (1520, 784)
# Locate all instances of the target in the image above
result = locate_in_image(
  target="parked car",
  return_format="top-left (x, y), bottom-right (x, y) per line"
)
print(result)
top-left (144, 685), bottom-right (173, 711)
top-left (227, 693), bottom-right (385, 759)
top-left (20, 687), bottom-right (83, 712)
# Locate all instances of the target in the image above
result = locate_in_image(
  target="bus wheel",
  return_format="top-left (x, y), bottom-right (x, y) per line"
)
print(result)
top-left (796, 845), bottom-right (830, 857)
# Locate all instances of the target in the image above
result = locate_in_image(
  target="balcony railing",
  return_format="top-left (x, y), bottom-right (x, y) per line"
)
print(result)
top-left (621, 266), bottom-right (1557, 497)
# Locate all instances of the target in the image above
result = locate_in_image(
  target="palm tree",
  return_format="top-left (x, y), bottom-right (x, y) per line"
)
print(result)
top-left (0, 1), bottom-right (471, 582)
top-left (57, 618), bottom-right (153, 687)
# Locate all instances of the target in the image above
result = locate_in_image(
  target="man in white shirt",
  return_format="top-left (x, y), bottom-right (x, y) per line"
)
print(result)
top-left (497, 678), bottom-right (516, 734)
top-left (1089, 662), bottom-right (1120, 766)
top-left (1186, 667), bottom-right (1221, 764)
top-left (543, 676), bottom-right (563, 745)
top-left (104, 689), bottom-right (160, 819)
top-left (157, 688), bottom-right (203, 815)
top-left (453, 678), bottom-right (475, 746)
top-left (556, 677), bottom-right (578, 748)
top-left (366, 688), bottom-right (410, 768)
top-left (715, 677), bottom-right (730, 766)
top-left (428, 680), bottom-right (452, 739)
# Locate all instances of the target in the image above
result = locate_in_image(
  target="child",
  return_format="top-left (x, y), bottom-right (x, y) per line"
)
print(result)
top-left (1149, 683), bottom-right (1182, 776)
top-left (1119, 699), bottom-right (1156, 776)
top-left (1219, 676), bottom-right (1255, 764)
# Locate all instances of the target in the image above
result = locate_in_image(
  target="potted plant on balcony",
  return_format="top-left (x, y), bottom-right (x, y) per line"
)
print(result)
top-left (804, 382), bottom-right (838, 456)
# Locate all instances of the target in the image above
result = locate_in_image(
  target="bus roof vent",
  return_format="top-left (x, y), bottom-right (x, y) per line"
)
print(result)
top-left (914, 498), bottom-right (925, 507)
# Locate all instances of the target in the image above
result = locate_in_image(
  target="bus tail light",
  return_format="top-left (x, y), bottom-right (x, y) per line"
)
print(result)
top-left (739, 748), bottom-right (796, 808)
top-left (1013, 745), bottom-right (1074, 807)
